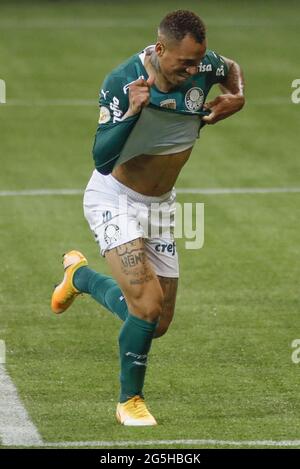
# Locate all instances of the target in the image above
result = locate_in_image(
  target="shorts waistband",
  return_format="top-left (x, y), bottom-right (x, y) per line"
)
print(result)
top-left (98, 171), bottom-right (175, 204)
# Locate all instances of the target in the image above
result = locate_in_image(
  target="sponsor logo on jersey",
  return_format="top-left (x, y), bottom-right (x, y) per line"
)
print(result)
top-left (154, 241), bottom-right (176, 256)
top-left (185, 87), bottom-right (204, 112)
top-left (160, 98), bottom-right (176, 110)
top-left (109, 96), bottom-right (123, 123)
top-left (104, 224), bottom-right (121, 244)
top-left (198, 63), bottom-right (212, 73)
top-left (98, 106), bottom-right (111, 124)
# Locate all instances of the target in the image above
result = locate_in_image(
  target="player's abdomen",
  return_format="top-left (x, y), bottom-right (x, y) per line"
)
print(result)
top-left (112, 147), bottom-right (193, 196)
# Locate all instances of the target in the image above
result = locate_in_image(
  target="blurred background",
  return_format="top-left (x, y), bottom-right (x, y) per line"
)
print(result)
top-left (1, 0), bottom-right (299, 190)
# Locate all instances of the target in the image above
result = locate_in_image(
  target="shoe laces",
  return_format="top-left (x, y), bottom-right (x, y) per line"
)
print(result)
top-left (126, 396), bottom-right (151, 418)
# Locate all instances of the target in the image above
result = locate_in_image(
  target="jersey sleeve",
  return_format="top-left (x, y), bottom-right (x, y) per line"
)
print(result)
top-left (92, 72), bottom-right (139, 175)
top-left (205, 50), bottom-right (229, 85)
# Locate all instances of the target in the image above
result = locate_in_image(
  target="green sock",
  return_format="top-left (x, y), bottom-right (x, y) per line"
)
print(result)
top-left (119, 314), bottom-right (157, 403)
top-left (73, 266), bottom-right (128, 321)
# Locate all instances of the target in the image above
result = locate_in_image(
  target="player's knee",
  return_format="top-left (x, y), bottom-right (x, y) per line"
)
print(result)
top-left (154, 321), bottom-right (169, 338)
top-left (135, 296), bottom-right (163, 322)
top-left (129, 288), bottom-right (163, 322)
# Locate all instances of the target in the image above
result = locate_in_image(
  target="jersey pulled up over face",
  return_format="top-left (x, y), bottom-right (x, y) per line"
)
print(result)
top-left (93, 45), bottom-right (229, 175)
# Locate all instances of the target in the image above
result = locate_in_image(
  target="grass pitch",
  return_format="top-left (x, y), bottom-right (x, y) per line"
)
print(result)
top-left (0, 0), bottom-right (300, 449)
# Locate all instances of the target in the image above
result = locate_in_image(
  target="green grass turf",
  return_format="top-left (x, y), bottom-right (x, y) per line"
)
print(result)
top-left (1, 0), bottom-right (300, 449)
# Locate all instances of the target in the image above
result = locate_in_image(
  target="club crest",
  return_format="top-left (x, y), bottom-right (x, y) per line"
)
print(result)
top-left (185, 87), bottom-right (204, 112)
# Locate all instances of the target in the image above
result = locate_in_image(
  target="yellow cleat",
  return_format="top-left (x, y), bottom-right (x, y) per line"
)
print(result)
top-left (116, 396), bottom-right (157, 426)
top-left (51, 250), bottom-right (88, 314)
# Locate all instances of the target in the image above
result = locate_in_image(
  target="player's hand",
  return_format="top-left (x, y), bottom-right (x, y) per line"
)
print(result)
top-left (202, 94), bottom-right (245, 124)
top-left (124, 76), bottom-right (155, 118)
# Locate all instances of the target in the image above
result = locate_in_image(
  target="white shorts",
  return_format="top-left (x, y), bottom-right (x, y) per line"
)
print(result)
top-left (83, 170), bottom-right (179, 278)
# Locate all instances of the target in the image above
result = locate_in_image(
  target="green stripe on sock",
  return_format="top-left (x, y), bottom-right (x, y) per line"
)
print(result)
top-left (73, 266), bottom-right (128, 321)
top-left (119, 314), bottom-right (157, 403)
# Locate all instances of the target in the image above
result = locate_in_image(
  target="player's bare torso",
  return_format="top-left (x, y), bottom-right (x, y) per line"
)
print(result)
top-left (112, 52), bottom-right (195, 196)
top-left (112, 146), bottom-right (193, 196)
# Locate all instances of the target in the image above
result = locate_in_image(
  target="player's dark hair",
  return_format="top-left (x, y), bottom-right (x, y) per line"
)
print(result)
top-left (159, 10), bottom-right (206, 44)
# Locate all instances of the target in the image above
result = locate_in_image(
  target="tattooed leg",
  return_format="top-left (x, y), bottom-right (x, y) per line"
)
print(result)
top-left (106, 238), bottom-right (164, 403)
top-left (154, 276), bottom-right (178, 338)
top-left (105, 238), bottom-right (163, 322)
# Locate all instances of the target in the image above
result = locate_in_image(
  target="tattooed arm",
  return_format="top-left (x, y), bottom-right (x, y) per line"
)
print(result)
top-left (202, 56), bottom-right (245, 125)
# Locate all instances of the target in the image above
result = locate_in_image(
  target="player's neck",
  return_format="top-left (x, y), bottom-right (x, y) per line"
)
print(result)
top-left (145, 53), bottom-right (173, 93)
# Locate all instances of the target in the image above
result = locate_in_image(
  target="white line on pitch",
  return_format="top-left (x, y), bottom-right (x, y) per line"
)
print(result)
top-left (0, 189), bottom-right (83, 196)
top-left (0, 365), bottom-right (43, 446)
top-left (177, 187), bottom-right (300, 194)
top-left (4, 97), bottom-right (292, 106)
top-left (1, 187), bottom-right (300, 197)
top-left (5, 99), bottom-right (95, 107)
top-left (15, 438), bottom-right (300, 448)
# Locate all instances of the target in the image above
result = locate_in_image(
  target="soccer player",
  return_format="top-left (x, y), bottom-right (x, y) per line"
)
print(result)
top-left (51, 10), bottom-right (245, 426)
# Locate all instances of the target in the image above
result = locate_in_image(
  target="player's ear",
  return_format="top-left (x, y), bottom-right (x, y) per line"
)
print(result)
top-left (155, 41), bottom-right (165, 57)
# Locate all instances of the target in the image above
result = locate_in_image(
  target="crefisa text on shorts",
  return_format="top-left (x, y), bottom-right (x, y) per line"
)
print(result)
top-left (99, 452), bottom-right (201, 466)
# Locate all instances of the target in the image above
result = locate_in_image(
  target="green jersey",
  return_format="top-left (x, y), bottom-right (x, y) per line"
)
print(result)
top-left (93, 45), bottom-right (229, 174)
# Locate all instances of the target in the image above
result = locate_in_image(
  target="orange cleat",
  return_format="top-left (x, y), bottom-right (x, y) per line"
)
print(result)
top-left (51, 250), bottom-right (88, 314)
top-left (116, 396), bottom-right (157, 426)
